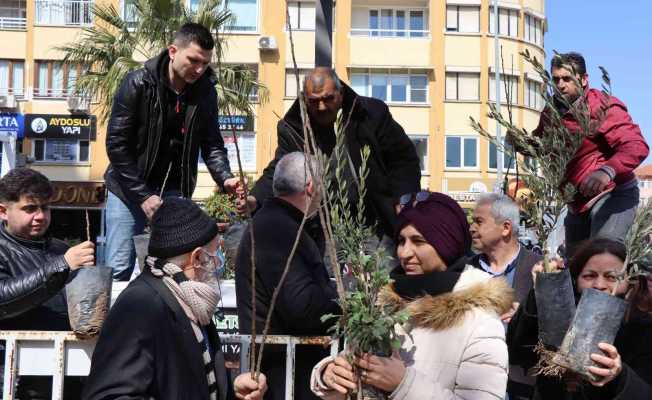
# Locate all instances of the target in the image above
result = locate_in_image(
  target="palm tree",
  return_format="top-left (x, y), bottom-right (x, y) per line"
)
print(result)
top-left (58, 0), bottom-right (266, 122)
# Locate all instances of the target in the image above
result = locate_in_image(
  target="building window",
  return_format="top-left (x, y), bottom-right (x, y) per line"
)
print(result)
top-left (489, 7), bottom-right (518, 38)
top-left (350, 70), bottom-right (428, 104)
top-left (224, 0), bottom-right (258, 32)
top-left (0, 0), bottom-right (27, 29)
top-left (489, 141), bottom-right (515, 170)
top-left (33, 139), bottom-right (90, 163)
top-left (489, 73), bottom-right (519, 104)
top-left (445, 72), bottom-right (480, 101)
top-left (0, 60), bottom-right (24, 97)
top-left (525, 79), bottom-right (544, 110)
top-left (351, 7), bottom-right (428, 37)
top-left (524, 14), bottom-right (543, 46)
top-left (446, 136), bottom-right (478, 169)
top-left (35, 61), bottom-right (83, 98)
top-left (285, 68), bottom-right (310, 97)
top-left (121, 0), bottom-right (138, 29)
top-left (446, 5), bottom-right (479, 33)
top-left (288, 1), bottom-right (315, 31)
top-left (35, 0), bottom-right (93, 26)
top-left (409, 135), bottom-right (428, 174)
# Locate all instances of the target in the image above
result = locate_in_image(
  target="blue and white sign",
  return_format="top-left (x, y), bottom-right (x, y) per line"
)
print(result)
top-left (0, 113), bottom-right (24, 139)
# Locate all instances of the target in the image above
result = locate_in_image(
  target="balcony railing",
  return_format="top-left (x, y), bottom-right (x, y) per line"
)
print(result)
top-left (33, 87), bottom-right (73, 99)
top-left (0, 6), bottom-right (26, 29)
top-left (0, 87), bottom-right (25, 98)
top-left (35, 0), bottom-right (93, 26)
top-left (350, 28), bottom-right (430, 38)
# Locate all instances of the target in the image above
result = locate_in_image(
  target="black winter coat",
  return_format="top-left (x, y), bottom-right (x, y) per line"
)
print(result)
top-left (0, 223), bottom-right (71, 330)
top-left (83, 268), bottom-right (233, 400)
top-left (235, 198), bottom-right (340, 400)
top-left (508, 290), bottom-right (652, 400)
top-left (104, 50), bottom-right (233, 206)
top-left (250, 84), bottom-right (421, 238)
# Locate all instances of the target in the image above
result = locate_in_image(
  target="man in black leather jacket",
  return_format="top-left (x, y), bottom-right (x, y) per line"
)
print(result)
top-left (0, 167), bottom-right (95, 398)
top-left (104, 23), bottom-right (239, 281)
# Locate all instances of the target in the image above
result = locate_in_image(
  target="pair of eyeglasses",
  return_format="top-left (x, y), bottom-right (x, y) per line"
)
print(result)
top-left (399, 191), bottom-right (431, 209)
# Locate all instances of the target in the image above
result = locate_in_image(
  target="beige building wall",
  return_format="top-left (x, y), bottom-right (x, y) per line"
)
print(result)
top-left (0, 0), bottom-right (546, 206)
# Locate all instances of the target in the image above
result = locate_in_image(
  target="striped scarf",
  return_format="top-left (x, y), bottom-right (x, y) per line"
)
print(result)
top-left (147, 256), bottom-right (219, 399)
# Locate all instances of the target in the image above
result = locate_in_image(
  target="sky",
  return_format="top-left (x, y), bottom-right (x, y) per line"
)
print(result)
top-left (545, 0), bottom-right (652, 163)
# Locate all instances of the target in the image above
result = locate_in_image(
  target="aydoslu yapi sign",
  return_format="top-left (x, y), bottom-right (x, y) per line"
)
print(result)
top-left (25, 114), bottom-right (96, 140)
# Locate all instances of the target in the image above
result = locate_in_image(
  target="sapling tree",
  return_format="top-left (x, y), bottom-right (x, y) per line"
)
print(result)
top-left (470, 50), bottom-right (611, 271)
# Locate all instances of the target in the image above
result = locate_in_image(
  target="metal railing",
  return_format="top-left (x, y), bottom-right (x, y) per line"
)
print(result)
top-left (35, 0), bottom-right (93, 26)
top-left (350, 28), bottom-right (430, 38)
top-left (1, 331), bottom-right (338, 400)
top-left (33, 87), bottom-right (73, 99)
top-left (0, 16), bottom-right (26, 29)
top-left (0, 87), bottom-right (25, 97)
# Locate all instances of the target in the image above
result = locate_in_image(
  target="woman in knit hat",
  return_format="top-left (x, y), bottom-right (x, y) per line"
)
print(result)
top-left (311, 192), bottom-right (514, 399)
top-left (83, 197), bottom-right (267, 400)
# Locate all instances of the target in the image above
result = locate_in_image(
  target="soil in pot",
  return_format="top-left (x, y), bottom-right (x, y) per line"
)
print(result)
top-left (66, 266), bottom-right (113, 339)
top-left (552, 288), bottom-right (627, 381)
top-left (534, 268), bottom-right (577, 348)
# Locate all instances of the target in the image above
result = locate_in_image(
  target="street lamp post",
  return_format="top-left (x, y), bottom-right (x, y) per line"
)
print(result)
top-left (315, 0), bottom-right (333, 67)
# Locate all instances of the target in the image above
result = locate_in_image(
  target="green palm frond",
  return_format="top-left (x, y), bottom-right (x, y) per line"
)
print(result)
top-left (57, 0), bottom-right (266, 123)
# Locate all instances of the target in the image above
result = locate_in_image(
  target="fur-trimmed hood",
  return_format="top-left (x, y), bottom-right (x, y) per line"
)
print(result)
top-left (379, 266), bottom-right (514, 331)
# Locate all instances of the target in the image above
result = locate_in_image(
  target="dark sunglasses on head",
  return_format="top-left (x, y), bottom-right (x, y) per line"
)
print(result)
top-left (399, 191), bottom-right (431, 208)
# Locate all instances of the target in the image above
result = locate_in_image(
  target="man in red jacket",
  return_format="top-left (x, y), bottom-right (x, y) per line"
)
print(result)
top-left (534, 52), bottom-right (648, 257)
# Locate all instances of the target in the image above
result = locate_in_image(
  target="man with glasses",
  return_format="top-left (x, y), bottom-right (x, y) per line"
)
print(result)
top-left (523, 52), bottom-right (648, 258)
top-left (239, 67), bottom-right (421, 248)
top-left (84, 197), bottom-right (267, 400)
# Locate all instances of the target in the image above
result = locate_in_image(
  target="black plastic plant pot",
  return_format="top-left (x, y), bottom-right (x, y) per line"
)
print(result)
top-left (65, 266), bottom-right (113, 338)
top-left (133, 233), bottom-right (150, 272)
top-left (534, 269), bottom-right (576, 348)
top-left (552, 288), bottom-right (627, 381)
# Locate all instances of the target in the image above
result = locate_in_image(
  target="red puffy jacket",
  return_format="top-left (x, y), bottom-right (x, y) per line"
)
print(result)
top-left (534, 88), bottom-right (648, 213)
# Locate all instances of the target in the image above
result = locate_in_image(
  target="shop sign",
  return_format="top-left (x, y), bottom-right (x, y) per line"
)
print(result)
top-left (51, 182), bottom-right (105, 207)
top-left (25, 114), bottom-right (96, 140)
top-left (218, 115), bottom-right (254, 132)
top-left (0, 113), bottom-right (24, 139)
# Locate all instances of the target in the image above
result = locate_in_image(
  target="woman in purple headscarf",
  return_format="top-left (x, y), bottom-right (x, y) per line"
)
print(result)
top-left (310, 192), bottom-right (515, 400)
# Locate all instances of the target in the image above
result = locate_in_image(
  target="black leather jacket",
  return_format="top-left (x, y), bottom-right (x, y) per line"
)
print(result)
top-left (104, 50), bottom-right (233, 205)
top-left (0, 223), bottom-right (72, 330)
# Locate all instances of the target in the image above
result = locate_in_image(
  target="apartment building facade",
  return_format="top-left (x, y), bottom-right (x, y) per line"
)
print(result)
top-left (0, 0), bottom-right (546, 238)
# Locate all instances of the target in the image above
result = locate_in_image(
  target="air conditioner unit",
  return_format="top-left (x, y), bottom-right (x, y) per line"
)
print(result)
top-left (0, 95), bottom-right (17, 109)
top-left (67, 96), bottom-right (90, 112)
top-left (258, 35), bottom-right (278, 51)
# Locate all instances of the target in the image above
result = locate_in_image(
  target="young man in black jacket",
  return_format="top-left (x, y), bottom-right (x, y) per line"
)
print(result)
top-left (240, 67), bottom-right (421, 244)
top-left (236, 152), bottom-right (340, 400)
top-left (104, 22), bottom-right (240, 281)
top-left (0, 167), bottom-right (95, 397)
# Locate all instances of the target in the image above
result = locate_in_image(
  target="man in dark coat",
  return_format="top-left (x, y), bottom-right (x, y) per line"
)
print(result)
top-left (240, 67), bottom-right (421, 241)
top-left (104, 22), bottom-right (240, 281)
top-left (236, 152), bottom-right (341, 400)
top-left (0, 168), bottom-right (95, 398)
top-left (83, 198), bottom-right (266, 400)
top-left (469, 193), bottom-right (541, 400)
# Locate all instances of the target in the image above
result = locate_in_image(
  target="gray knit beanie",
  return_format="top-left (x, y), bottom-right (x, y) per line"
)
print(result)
top-left (148, 197), bottom-right (218, 259)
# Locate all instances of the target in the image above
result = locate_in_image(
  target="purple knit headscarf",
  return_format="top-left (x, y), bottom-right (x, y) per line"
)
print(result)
top-left (395, 192), bottom-right (471, 266)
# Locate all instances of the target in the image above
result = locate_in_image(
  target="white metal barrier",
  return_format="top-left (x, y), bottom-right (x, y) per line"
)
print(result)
top-left (1, 331), bottom-right (338, 400)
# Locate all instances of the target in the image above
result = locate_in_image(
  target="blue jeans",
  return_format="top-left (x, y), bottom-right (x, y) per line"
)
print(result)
top-left (105, 191), bottom-right (181, 281)
top-left (564, 183), bottom-right (639, 258)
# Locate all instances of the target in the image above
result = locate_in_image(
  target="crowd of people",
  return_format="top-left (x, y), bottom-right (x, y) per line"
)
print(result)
top-left (1, 21), bottom-right (651, 400)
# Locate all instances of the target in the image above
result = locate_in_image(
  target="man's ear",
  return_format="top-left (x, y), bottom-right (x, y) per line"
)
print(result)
top-left (0, 202), bottom-right (8, 222)
top-left (189, 247), bottom-right (203, 267)
top-left (168, 44), bottom-right (178, 61)
top-left (581, 73), bottom-right (589, 88)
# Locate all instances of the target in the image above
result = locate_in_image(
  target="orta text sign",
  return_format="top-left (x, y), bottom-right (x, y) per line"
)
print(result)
top-left (25, 114), bottom-right (97, 140)
top-left (0, 113), bottom-right (24, 139)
